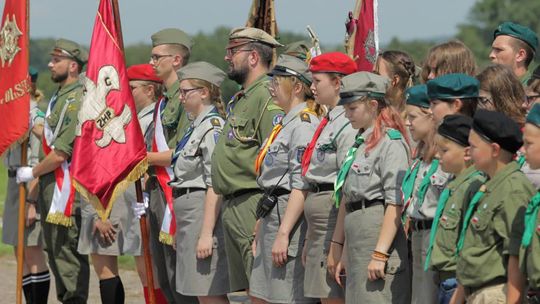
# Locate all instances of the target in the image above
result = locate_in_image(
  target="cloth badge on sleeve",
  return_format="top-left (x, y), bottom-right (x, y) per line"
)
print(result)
top-left (296, 147), bottom-right (305, 163)
top-left (214, 131), bottom-right (221, 143)
top-left (273, 114), bottom-right (284, 126)
top-left (227, 129), bottom-right (234, 140)
top-left (264, 153), bottom-right (274, 166)
top-left (317, 149), bottom-right (325, 162)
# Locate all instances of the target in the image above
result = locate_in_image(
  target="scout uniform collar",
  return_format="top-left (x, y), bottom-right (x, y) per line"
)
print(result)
top-left (281, 102), bottom-right (307, 126)
top-left (360, 126), bottom-right (374, 139)
top-left (243, 74), bottom-right (269, 97)
top-left (164, 80), bottom-right (181, 100)
top-left (447, 166), bottom-right (480, 192)
top-left (138, 103), bottom-right (155, 119)
top-left (192, 104), bottom-right (218, 127)
top-left (56, 80), bottom-right (82, 99)
top-left (328, 105), bottom-right (346, 121)
top-left (483, 161), bottom-right (521, 192)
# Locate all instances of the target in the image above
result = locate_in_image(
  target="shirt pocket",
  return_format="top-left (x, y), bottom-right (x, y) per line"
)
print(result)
top-left (470, 208), bottom-right (494, 237)
top-left (430, 172), bottom-right (447, 190)
top-left (350, 159), bottom-right (373, 189)
top-left (437, 209), bottom-right (461, 253)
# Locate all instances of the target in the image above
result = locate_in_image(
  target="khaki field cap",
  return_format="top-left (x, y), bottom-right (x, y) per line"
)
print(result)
top-left (268, 54), bottom-right (312, 85)
top-left (227, 27), bottom-right (283, 49)
top-left (151, 28), bottom-right (193, 50)
top-left (50, 38), bottom-right (89, 65)
top-left (339, 72), bottom-right (389, 105)
top-left (177, 61), bottom-right (226, 87)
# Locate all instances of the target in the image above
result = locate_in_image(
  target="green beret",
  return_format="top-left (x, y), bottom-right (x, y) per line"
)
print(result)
top-left (282, 40), bottom-right (311, 60)
top-left (177, 61), bottom-right (226, 87)
top-left (526, 103), bottom-right (540, 128)
top-left (427, 73), bottom-right (479, 101)
top-left (494, 21), bottom-right (538, 52)
top-left (29, 67), bottom-right (38, 83)
top-left (405, 84), bottom-right (430, 108)
top-left (50, 38), bottom-right (88, 65)
top-left (339, 72), bottom-right (388, 105)
top-left (268, 54), bottom-right (311, 85)
top-left (151, 28), bottom-right (193, 50)
top-left (228, 27), bottom-right (283, 48)
top-left (472, 109), bottom-right (522, 153)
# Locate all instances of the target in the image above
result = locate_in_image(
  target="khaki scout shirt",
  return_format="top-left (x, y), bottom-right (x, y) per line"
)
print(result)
top-left (137, 103), bottom-right (155, 151)
top-left (161, 80), bottom-right (189, 148)
top-left (257, 102), bottom-right (319, 191)
top-left (211, 74), bottom-right (284, 196)
top-left (170, 105), bottom-right (223, 189)
top-left (405, 159), bottom-right (450, 220)
top-left (342, 127), bottom-right (410, 206)
top-left (303, 106), bottom-right (356, 185)
top-left (520, 190), bottom-right (540, 290)
top-left (457, 161), bottom-right (534, 288)
top-left (430, 166), bottom-right (485, 274)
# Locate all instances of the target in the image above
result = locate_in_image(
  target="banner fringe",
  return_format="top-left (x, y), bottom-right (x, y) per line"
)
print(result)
top-left (45, 212), bottom-right (73, 227)
top-left (159, 231), bottom-right (174, 246)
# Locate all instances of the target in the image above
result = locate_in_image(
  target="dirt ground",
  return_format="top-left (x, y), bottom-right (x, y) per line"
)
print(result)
top-left (0, 255), bottom-right (249, 303)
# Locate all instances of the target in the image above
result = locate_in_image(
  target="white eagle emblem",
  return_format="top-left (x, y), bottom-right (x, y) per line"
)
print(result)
top-left (76, 65), bottom-right (132, 148)
top-left (364, 30), bottom-right (377, 65)
top-left (0, 14), bottom-right (22, 68)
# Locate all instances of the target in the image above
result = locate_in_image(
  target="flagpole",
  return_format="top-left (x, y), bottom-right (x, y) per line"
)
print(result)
top-left (110, 0), bottom-right (156, 303)
top-left (16, 1), bottom-right (30, 303)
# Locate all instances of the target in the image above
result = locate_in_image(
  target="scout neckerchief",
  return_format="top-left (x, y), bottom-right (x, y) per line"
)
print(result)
top-left (43, 90), bottom-right (77, 227)
top-left (522, 191), bottom-right (540, 248)
top-left (517, 154), bottom-right (526, 168)
top-left (152, 98), bottom-right (177, 245)
top-left (455, 184), bottom-right (487, 254)
top-left (424, 169), bottom-right (482, 270)
top-left (334, 134), bottom-right (365, 207)
top-left (401, 159), bottom-right (440, 222)
top-left (301, 115), bottom-right (329, 175)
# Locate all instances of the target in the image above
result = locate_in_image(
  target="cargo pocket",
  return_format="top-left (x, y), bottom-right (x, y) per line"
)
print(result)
top-left (226, 116), bottom-right (250, 147)
top-left (437, 209), bottom-right (461, 253)
top-left (350, 160), bottom-right (373, 189)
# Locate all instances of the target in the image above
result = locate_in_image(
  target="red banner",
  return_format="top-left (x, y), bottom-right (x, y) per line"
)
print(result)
top-left (346, 0), bottom-right (378, 72)
top-left (71, 0), bottom-right (147, 220)
top-left (0, 0), bottom-right (29, 156)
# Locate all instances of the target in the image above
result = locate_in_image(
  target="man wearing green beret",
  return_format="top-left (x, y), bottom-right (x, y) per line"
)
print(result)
top-left (145, 28), bottom-right (199, 303)
top-left (16, 38), bottom-right (90, 303)
top-left (490, 21), bottom-right (539, 85)
top-left (211, 27), bottom-right (285, 293)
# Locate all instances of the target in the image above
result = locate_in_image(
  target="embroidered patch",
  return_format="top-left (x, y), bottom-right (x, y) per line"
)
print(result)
top-left (211, 118), bottom-right (221, 127)
top-left (300, 112), bottom-right (311, 123)
top-left (537, 224), bottom-right (540, 232)
top-left (264, 153), bottom-right (273, 166)
top-left (272, 114), bottom-right (284, 126)
top-left (441, 215), bottom-right (447, 222)
top-left (471, 217), bottom-right (479, 224)
top-left (227, 129), bottom-right (234, 140)
top-left (317, 149), bottom-right (325, 162)
top-left (297, 147), bottom-right (305, 163)
top-left (214, 131), bottom-right (220, 143)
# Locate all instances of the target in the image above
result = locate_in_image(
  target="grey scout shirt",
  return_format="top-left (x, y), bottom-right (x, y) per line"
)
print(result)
top-left (5, 101), bottom-right (43, 168)
top-left (257, 102), bottom-right (319, 191)
top-left (137, 103), bottom-right (155, 151)
top-left (303, 105), bottom-right (356, 185)
top-left (342, 127), bottom-right (410, 206)
top-left (170, 105), bottom-right (223, 189)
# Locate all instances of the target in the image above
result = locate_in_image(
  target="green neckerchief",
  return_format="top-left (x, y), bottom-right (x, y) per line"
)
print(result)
top-left (401, 159), bottom-right (439, 222)
top-left (416, 159), bottom-right (440, 207)
top-left (517, 154), bottom-right (526, 168)
top-left (401, 158), bottom-right (421, 205)
top-left (334, 135), bottom-right (364, 207)
top-left (522, 191), bottom-right (540, 248)
top-left (455, 184), bottom-right (487, 254)
top-left (424, 168), bottom-right (482, 270)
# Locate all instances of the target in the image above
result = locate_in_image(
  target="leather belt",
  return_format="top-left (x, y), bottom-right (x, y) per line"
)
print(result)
top-left (172, 187), bottom-right (205, 199)
top-left (312, 183), bottom-right (333, 193)
top-left (223, 189), bottom-right (263, 201)
top-left (345, 199), bottom-right (384, 213)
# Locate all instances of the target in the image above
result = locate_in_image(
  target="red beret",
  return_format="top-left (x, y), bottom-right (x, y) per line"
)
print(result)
top-left (127, 64), bottom-right (162, 83)
top-left (309, 52), bottom-right (357, 75)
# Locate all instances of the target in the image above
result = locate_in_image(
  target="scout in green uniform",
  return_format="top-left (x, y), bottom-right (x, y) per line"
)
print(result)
top-left (516, 104), bottom-right (540, 303)
top-left (16, 39), bottom-right (90, 303)
top-left (333, 72), bottom-right (411, 304)
top-left (526, 66), bottom-right (540, 112)
top-left (490, 21), bottom-right (538, 85)
top-left (427, 73), bottom-right (480, 124)
top-left (3, 68), bottom-right (50, 304)
top-left (452, 110), bottom-right (534, 304)
top-left (211, 27), bottom-right (284, 292)
top-left (249, 55), bottom-right (320, 304)
top-left (425, 115), bottom-right (485, 304)
top-left (145, 28), bottom-right (199, 304)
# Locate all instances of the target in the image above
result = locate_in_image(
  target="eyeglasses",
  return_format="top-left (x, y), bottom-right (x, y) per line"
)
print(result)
top-left (150, 54), bottom-right (173, 62)
top-left (180, 87), bottom-right (202, 97)
top-left (226, 48), bottom-right (253, 58)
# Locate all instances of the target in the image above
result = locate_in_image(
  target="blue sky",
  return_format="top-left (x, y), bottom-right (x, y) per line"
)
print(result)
top-left (2, 0), bottom-right (475, 46)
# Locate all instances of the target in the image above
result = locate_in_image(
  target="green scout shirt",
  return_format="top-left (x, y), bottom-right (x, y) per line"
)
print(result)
top-left (430, 166), bottom-right (485, 274)
top-left (211, 74), bottom-right (284, 196)
top-left (519, 190), bottom-right (540, 290)
top-left (456, 161), bottom-right (534, 288)
top-left (161, 80), bottom-right (189, 148)
top-left (521, 68), bottom-right (532, 86)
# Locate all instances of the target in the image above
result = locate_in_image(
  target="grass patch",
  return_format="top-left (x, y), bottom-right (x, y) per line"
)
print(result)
top-left (0, 227), bottom-right (14, 257)
top-left (118, 255), bottom-right (137, 271)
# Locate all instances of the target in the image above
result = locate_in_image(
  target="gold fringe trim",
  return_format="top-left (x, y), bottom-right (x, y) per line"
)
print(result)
top-left (73, 157), bottom-right (148, 222)
top-left (159, 231), bottom-right (174, 246)
top-left (46, 212), bottom-right (73, 227)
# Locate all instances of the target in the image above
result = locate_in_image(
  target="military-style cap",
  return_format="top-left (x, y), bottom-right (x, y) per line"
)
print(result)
top-left (338, 72), bottom-right (388, 105)
top-left (151, 28), bottom-right (193, 50)
top-left (406, 84), bottom-right (430, 108)
top-left (50, 38), bottom-right (88, 65)
top-left (127, 64), bottom-right (161, 83)
top-left (177, 61), bottom-right (226, 87)
top-left (427, 73), bottom-right (479, 101)
top-left (29, 67), bottom-right (38, 83)
top-left (526, 103), bottom-right (540, 128)
top-left (438, 114), bottom-right (473, 147)
top-left (309, 52), bottom-right (357, 75)
top-left (227, 27), bottom-right (282, 49)
top-left (472, 109), bottom-right (522, 153)
top-left (282, 40), bottom-right (311, 60)
top-left (268, 54), bottom-right (312, 85)
top-left (494, 21), bottom-right (538, 52)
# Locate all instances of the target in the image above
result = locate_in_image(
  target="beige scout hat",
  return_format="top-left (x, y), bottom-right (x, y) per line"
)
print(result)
top-left (177, 61), bottom-right (226, 87)
top-left (339, 72), bottom-right (389, 105)
top-left (151, 28), bottom-right (193, 50)
top-left (227, 27), bottom-right (283, 49)
top-left (50, 38), bottom-right (89, 65)
top-left (268, 54), bottom-right (312, 85)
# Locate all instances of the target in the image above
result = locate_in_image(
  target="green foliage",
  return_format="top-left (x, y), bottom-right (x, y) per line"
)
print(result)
top-left (383, 37), bottom-right (438, 67)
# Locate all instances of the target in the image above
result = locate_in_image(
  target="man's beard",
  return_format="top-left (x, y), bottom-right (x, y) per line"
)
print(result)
top-left (51, 71), bottom-right (68, 83)
top-left (227, 60), bottom-right (249, 85)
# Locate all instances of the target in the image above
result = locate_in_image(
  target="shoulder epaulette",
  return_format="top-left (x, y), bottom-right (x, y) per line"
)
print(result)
top-left (386, 129), bottom-right (402, 140)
